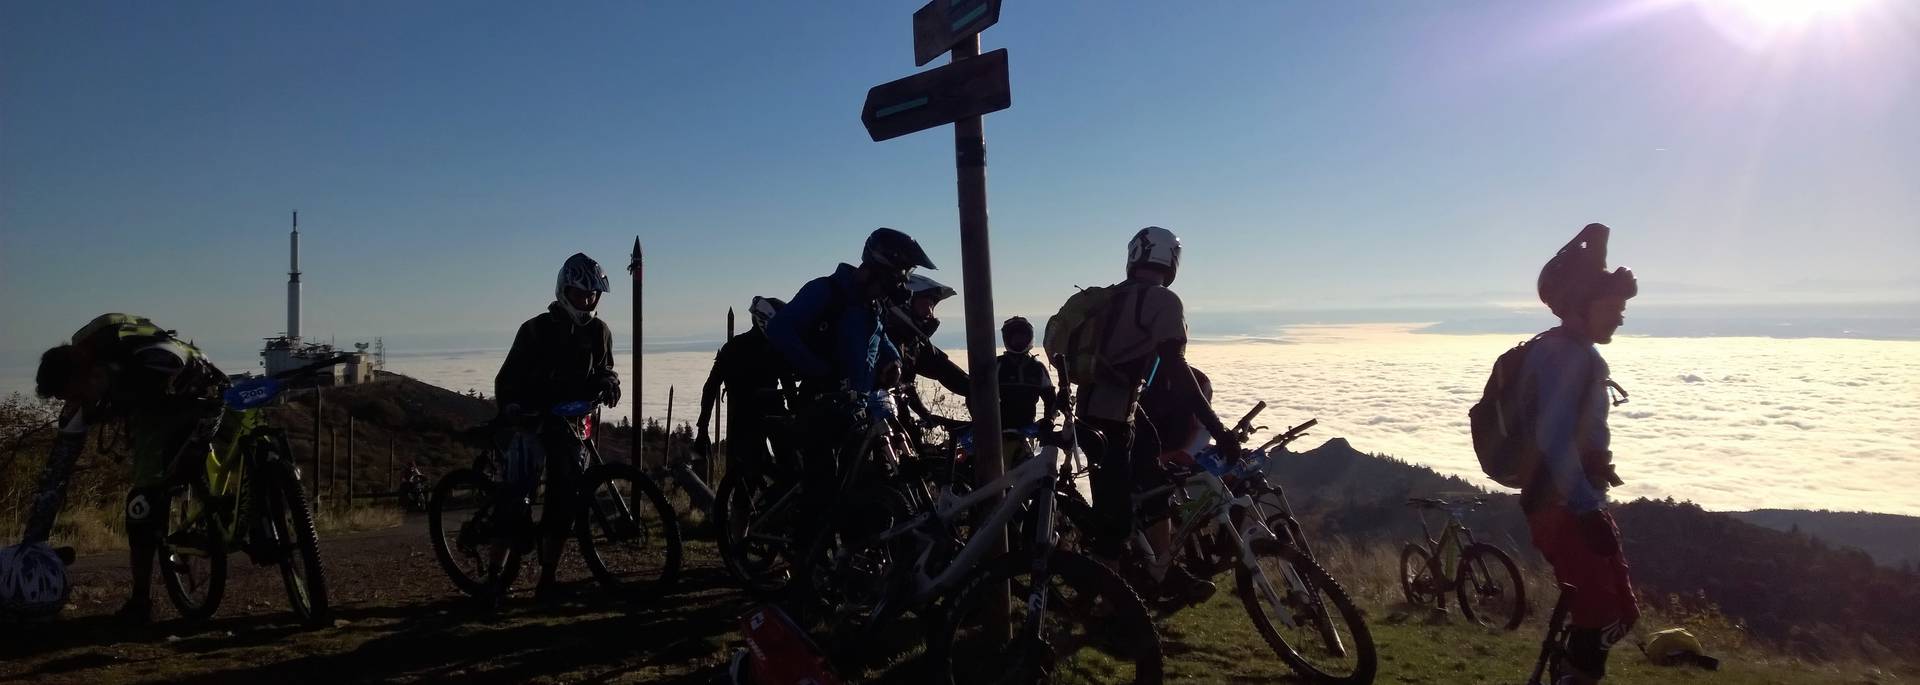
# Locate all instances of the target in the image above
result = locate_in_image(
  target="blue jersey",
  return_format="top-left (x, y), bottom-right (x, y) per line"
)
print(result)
top-left (766, 263), bottom-right (900, 416)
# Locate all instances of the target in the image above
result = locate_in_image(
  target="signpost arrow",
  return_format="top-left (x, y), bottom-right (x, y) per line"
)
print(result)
top-left (861, 48), bottom-right (1010, 143)
top-left (913, 0), bottom-right (1003, 66)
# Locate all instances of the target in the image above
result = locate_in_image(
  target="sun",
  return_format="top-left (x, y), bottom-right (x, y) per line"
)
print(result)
top-left (1711, 0), bottom-right (1873, 27)
top-left (1693, 0), bottom-right (1881, 48)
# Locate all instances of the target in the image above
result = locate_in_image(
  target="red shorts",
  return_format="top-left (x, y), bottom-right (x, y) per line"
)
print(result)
top-left (1527, 507), bottom-right (1640, 630)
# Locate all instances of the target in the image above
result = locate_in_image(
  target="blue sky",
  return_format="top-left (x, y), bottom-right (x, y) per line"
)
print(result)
top-left (4, 1), bottom-right (1917, 372)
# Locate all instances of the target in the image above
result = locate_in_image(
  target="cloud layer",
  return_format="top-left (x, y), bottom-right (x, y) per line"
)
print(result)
top-left (354, 324), bottom-right (1920, 516)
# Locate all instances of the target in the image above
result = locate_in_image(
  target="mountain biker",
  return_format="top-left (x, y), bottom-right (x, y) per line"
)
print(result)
top-left (494, 252), bottom-right (622, 602)
top-left (996, 316), bottom-right (1057, 433)
top-left (1523, 223), bottom-right (1640, 685)
top-left (695, 296), bottom-right (794, 474)
top-left (887, 274), bottom-right (970, 438)
top-left (765, 228), bottom-right (933, 589)
top-left (1072, 227), bottom-right (1239, 598)
top-left (29, 313), bottom-right (231, 624)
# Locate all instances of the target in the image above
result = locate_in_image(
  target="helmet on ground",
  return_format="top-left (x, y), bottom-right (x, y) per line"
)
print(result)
top-left (1538, 223), bottom-right (1637, 318)
top-left (749, 296), bottom-right (785, 331)
top-left (1127, 226), bottom-right (1182, 285)
top-left (863, 228), bottom-right (937, 273)
top-left (1001, 316), bottom-right (1034, 352)
top-left (0, 542), bottom-right (70, 620)
top-left (555, 253), bottom-right (611, 325)
top-left (1645, 628), bottom-right (1719, 670)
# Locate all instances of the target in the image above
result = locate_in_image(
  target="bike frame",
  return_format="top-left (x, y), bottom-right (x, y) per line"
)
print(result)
top-left (846, 417), bottom-right (1063, 647)
top-left (1128, 458), bottom-right (1325, 633)
top-left (1415, 504), bottom-right (1479, 583)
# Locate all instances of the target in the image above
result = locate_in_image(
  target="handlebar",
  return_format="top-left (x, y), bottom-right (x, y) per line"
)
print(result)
top-left (1254, 417), bottom-right (1318, 453)
top-left (1232, 401), bottom-right (1266, 436)
top-left (1405, 496), bottom-right (1488, 510)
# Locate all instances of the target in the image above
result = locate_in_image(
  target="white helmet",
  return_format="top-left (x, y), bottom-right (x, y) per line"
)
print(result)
top-left (1127, 226), bottom-right (1182, 285)
top-left (0, 542), bottom-right (70, 620)
top-left (749, 296), bottom-right (786, 331)
top-left (555, 253), bottom-right (611, 325)
top-left (904, 274), bottom-right (957, 304)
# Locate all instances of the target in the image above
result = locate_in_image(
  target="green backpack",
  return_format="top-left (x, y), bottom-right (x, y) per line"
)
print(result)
top-left (1043, 283), bottom-right (1144, 387)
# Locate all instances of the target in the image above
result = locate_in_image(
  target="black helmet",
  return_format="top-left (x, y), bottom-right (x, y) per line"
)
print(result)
top-left (1001, 316), bottom-right (1034, 352)
top-left (1538, 223), bottom-right (1638, 317)
top-left (863, 228), bottom-right (937, 272)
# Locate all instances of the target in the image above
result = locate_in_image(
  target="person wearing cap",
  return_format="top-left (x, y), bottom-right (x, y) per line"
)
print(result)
top-left (1524, 223), bottom-right (1641, 685)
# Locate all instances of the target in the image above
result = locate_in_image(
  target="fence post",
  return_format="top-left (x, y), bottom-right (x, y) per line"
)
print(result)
top-left (347, 416), bottom-right (356, 503)
top-left (387, 438), bottom-right (396, 492)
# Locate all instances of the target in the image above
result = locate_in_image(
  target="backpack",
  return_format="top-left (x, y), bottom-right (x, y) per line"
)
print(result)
top-left (1469, 334), bottom-right (1550, 489)
top-left (72, 313), bottom-right (170, 352)
top-left (1042, 283), bottom-right (1144, 387)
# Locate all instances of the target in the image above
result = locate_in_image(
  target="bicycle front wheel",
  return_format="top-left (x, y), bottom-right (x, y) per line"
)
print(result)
top-left (1457, 543), bottom-right (1527, 631)
top-left (715, 468), bottom-right (800, 597)
top-left (158, 481), bottom-right (227, 623)
top-left (577, 463), bottom-right (682, 601)
top-left (428, 468), bottom-right (519, 597)
top-left (1237, 540), bottom-right (1377, 684)
top-left (936, 550), bottom-right (1164, 685)
top-left (264, 460), bottom-right (330, 626)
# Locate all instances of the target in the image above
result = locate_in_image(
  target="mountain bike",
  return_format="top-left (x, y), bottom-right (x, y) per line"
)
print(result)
top-left (1400, 496), bottom-right (1527, 630)
top-left (713, 391), bottom-right (962, 598)
top-left (802, 399), bottom-right (1163, 684)
top-left (428, 400), bottom-right (681, 602)
top-left (157, 354), bottom-right (347, 627)
top-left (1056, 404), bottom-right (1377, 684)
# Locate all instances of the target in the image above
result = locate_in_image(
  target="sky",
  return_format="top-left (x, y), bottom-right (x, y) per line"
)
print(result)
top-left (4, 0), bottom-right (1919, 375)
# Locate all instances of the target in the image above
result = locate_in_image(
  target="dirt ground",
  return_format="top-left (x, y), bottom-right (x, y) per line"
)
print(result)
top-left (0, 515), bottom-right (747, 684)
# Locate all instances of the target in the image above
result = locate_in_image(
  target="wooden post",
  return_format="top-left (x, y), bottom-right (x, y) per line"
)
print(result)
top-left (664, 385), bottom-right (675, 470)
top-left (387, 438), bottom-right (396, 492)
top-left (951, 34), bottom-right (1009, 639)
top-left (347, 416), bottom-right (356, 502)
top-left (628, 237), bottom-right (643, 468)
top-left (313, 389), bottom-right (324, 492)
top-left (329, 428), bottom-right (338, 499)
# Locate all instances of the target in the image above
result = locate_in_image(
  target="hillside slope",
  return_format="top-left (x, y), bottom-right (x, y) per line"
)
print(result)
top-left (1265, 438), bottom-right (1920, 663)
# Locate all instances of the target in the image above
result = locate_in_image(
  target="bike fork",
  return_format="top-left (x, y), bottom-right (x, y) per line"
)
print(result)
top-left (1528, 583), bottom-right (1577, 685)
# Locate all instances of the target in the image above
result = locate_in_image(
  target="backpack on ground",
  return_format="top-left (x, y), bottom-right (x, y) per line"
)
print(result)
top-left (1043, 283), bottom-right (1142, 386)
top-left (1469, 334), bottom-right (1549, 489)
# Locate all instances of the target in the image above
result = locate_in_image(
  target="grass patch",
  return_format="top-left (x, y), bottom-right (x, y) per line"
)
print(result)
top-left (315, 503), bottom-right (403, 536)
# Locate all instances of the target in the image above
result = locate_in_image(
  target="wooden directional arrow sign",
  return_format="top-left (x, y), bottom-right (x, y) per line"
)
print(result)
top-left (862, 48), bottom-right (1010, 142)
top-left (913, 0), bottom-right (1003, 66)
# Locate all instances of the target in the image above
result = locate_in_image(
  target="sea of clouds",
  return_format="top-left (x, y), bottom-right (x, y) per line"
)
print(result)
top-left (6, 325), bottom-right (1914, 516)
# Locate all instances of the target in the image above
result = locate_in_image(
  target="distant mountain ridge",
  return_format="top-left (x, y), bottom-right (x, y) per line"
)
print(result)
top-left (1730, 509), bottom-right (1920, 569)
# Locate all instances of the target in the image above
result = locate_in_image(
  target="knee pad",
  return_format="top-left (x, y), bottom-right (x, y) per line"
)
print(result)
top-left (124, 488), bottom-right (168, 538)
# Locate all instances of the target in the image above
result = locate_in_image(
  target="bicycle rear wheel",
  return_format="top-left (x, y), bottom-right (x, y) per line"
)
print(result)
top-left (158, 481), bottom-right (227, 623)
top-left (1399, 543), bottom-right (1444, 609)
top-left (577, 463), bottom-right (682, 601)
top-left (429, 468), bottom-right (520, 597)
top-left (1457, 543), bottom-right (1527, 630)
top-left (1238, 540), bottom-right (1376, 684)
top-left (264, 459), bottom-right (330, 626)
top-left (936, 550), bottom-right (1164, 685)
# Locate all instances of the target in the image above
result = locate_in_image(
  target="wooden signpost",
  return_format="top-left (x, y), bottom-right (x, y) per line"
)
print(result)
top-left (864, 0), bottom-right (1014, 638)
